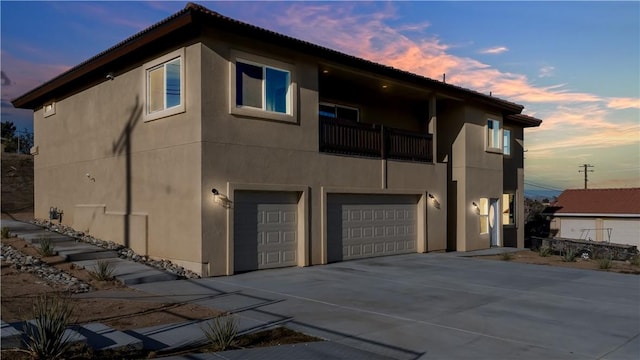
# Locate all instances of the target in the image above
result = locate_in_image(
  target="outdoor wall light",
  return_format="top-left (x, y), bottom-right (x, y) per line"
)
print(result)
top-left (106, 72), bottom-right (115, 81)
top-left (472, 202), bottom-right (480, 215)
top-left (212, 188), bottom-right (231, 208)
top-left (428, 193), bottom-right (440, 209)
top-left (85, 173), bottom-right (95, 182)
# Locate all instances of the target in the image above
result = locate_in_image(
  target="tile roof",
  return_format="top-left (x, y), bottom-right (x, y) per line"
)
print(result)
top-left (553, 188), bottom-right (640, 215)
top-left (11, 2), bottom-right (541, 127)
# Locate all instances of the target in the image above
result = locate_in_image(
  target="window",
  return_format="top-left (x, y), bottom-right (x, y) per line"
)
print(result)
top-left (502, 193), bottom-right (515, 225)
top-left (487, 118), bottom-right (501, 151)
top-left (236, 60), bottom-right (290, 114)
top-left (479, 198), bottom-right (489, 234)
top-left (230, 50), bottom-right (296, 123)
top-left (319, 103), bottom-right (359, 121)
top-left (143, 48), bottom-right (185, 121)
top-left (503, 129), bottom-right (511, 156)
top-left (43, 102), bottom-right (55, 117)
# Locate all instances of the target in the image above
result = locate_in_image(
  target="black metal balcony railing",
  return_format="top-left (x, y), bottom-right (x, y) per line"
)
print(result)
top-left (319, 117), bottom-right (433, 163)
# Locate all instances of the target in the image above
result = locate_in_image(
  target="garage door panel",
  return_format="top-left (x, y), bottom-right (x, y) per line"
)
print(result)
top-left (328, 194), bottom-right (418, 262)
top-left (234, 191), bottom-right (298, 273)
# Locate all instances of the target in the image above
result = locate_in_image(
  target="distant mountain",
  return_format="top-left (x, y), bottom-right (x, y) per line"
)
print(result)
top-left (524, 189), bottom-right (562, 200)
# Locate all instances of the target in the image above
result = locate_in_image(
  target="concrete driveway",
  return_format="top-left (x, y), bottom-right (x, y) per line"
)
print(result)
top-left (133, 253), bottom-right (640, 359)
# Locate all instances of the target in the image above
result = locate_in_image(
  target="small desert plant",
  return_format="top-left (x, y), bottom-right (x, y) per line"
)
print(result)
top-left (597, 256), bottom-right (613, 270)
top-left (630, 255), bottom-right (640, 267)
top-left (538, 246), bottom-right (552, 257)
top-left (22, 294), bottom-right (74, 360)
top-left (203, 314), bottom-right (239, 351)
top-left (1, 226), bottom-right (10, 238)
top-left (37, 237), bottom-right (56, 257)
top-left (88, 260), bottom-right (115, 281)
top-left (562, 248), bottom-right (577, 262)
top-left (500, 252), bottom-right (514, 261)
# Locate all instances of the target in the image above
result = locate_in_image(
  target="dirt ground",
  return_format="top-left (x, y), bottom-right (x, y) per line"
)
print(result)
top-left (477, 249), bottom-right (640, 274)
top-left (1, 237), bottom-right (220, 330)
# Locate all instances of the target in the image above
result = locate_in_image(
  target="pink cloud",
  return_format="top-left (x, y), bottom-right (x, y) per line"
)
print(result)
top-left (1, 51), bottom-right (71, 102)
top-left (607, 97), bottom-right (640, 110)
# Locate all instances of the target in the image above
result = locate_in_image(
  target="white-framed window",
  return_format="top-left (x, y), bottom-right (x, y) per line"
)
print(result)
top-left (502, 193), bottom-right (515, 226)
top-left (319, 102), bottom-right (359, 121)
top-left (143, 48), bottom-right (185, 121)
top-left (230, 50), bottom-right (296, 123)
top-left (486, 118), bottom-right (502, 152)
top-left (479, 197), bottom-right (489, 234)
top-left (503, 129), bottom-right (511, 156)
top-left (43, 102), bottom-right (56, 117)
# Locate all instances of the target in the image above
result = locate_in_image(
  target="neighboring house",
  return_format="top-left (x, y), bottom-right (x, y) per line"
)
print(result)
top-left (548, 188), bottom-right (640, 247)
top-left (11, 3), bottom-right (542, 276)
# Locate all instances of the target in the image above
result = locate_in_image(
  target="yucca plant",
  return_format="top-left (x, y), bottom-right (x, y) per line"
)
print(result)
top-left (562, 248), bottom-right (577, 262)
top-left (538, 246), bottom-right (552, 257)
top-left (88, 260), bottom-right (115, 281)
top-left (597, 256), bottom-right (613, 270)
top-left (23, 294), bottom-right (74, 360)
top-left (1, 226), bottom-right (10, 238)
top-left (37, 237), bottom-right (56, 257)
top-left (202, 314), bottom-right (239, 351)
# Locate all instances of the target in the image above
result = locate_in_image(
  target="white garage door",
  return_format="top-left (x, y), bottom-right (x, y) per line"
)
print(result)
top-left (234, 191), bottom-right (298, 272)
top-left (604, 219), bottom-right (640, 247)
top-left (327, 194), bottom-right (417, 262)
top-left (559, 219), bottom-right (596, 240)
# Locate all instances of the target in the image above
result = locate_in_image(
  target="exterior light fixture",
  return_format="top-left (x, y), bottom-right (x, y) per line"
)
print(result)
top-left (106, 72), bottom-right (115, 80)
top-left (85, 173), bottom-right (95, 182)
top-left (428, 193), bottom-right (440, 209)
top-left (212, 188), bottom-right (231, 208)
top-left (472, 201), bottom-right (480, 215)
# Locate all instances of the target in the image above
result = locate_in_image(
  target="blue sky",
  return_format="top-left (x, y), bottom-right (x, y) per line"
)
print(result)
top-left (1, 1), bottom-right (639, 194)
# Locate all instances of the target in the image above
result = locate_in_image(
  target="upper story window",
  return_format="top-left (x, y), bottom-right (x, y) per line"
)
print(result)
top-left (486, 118), bottom-right (502, 152)
top-left (236, 61), bottom-right (290, 114)
top-left (230, 50), bottom-right (296, 123)
top-left (143, 48), bottom-right (185, 122)
top-left (503, 129), bottom-right (511, 156)
top-left (319, 103), bottom-right (359, 121)
top-left (43, 102), bottom-right (56, 117)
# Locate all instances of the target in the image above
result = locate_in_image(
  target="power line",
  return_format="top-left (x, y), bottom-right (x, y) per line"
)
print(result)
top-left (578, 164), bottom-right (594, 189)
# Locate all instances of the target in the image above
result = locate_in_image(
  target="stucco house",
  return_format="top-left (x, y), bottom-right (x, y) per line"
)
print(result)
top-left (548, 188), bottom-right (640, 247)
top-left (12, 3), bottom-right (541, 276)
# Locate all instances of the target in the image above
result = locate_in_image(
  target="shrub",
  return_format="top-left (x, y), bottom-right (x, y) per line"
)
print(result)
top-left (562, 248), bottom-right (577, 262)
top-left (538, 246), bottom-right (552, 257)
top-left (23, 294), bottom-right (74, 360)
top-left (501, 252), bottom-right (514, 261)
top-left (203, 315), bottom-right (239, 351)
top-left (597, 256), bottom-right (613, 270)
top-left (1, 226), bottom-right (10, 238)
top-left (37, 237), bottom-right (56, 257)
top-left (630, 255), bottom-right (640, 267)
top-left (88, 260), bottom-right (115, 281)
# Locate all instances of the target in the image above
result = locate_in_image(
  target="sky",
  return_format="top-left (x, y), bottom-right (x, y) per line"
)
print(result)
top-left (1, 1), bottom-right (639, 195)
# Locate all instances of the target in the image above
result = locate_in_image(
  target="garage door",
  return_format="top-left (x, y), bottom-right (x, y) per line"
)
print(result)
top-left (603, 219), bottom-right (640, 247)
top-left (327, 194), bottom-right (417, 262)
top-left (559, 219), bottom-right (596, 240)
top-left (234, 191), bottom-right (298, 272)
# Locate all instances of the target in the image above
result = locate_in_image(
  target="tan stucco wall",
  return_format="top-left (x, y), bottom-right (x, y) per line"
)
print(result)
top-left (33, 43), bottom-right (205, 273)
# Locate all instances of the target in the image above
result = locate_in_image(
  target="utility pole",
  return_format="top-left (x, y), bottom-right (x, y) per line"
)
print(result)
top-left (578, 164), bottom-right (594, 189)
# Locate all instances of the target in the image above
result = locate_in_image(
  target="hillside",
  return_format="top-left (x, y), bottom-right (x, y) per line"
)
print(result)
top-left (1, 153), bottom-right (34, 215)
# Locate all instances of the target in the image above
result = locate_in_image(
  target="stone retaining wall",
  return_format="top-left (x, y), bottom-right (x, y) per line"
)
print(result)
top-left (530, 236), bottom-right (638, 261)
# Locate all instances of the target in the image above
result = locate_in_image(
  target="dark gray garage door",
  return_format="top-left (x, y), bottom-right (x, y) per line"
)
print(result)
top-left (234, 191), bottom-right (298, 272)
top-left (327, 194), bottom-right (417, 262)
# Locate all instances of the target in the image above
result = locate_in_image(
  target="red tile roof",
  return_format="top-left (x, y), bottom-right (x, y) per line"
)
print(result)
top-left (554, 188), bottom-right (640, 215)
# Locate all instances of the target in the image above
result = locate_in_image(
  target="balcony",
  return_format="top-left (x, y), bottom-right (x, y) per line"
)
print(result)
top-left (319, 116), bottom-right (433, 163)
